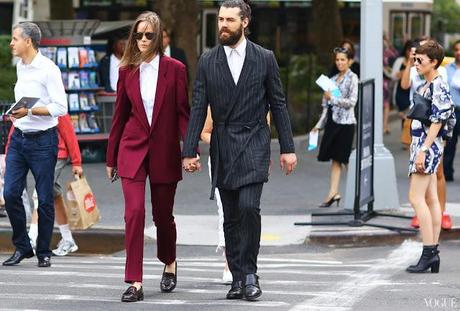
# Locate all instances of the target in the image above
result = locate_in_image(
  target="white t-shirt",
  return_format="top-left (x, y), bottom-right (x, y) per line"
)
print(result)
top-left (109, 54), bottom-right (121, 92)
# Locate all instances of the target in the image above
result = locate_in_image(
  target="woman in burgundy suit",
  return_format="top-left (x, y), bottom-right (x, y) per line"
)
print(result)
top-left (106, 11), bottom-right (190, 302)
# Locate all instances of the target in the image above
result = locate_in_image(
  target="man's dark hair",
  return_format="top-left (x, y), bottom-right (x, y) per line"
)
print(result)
top-left (221, 0), bottom-right (251, 36)
top-left (452, 39), bottom-right (460, 50)
top-left (415, 40), bottom-right (445, 69)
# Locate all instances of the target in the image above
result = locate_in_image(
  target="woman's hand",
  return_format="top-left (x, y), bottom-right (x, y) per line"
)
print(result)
top-left (415, 151), bottom-right (426, 173)
top-left (324, 91), bottom-right (332, 101)
top-left (106, 166), bottom-right (115, 180)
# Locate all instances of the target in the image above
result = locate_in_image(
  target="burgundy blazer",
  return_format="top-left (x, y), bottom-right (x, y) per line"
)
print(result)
top-left (106, 56), bottom-right (189, 183)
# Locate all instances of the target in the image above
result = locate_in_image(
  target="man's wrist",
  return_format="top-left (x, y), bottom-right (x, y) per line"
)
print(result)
top-left (27, 109), bottom-right (33, 117)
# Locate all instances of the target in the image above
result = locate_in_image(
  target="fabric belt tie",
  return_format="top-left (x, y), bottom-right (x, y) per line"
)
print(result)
top-left (209, 119), bottom-right (265, 200)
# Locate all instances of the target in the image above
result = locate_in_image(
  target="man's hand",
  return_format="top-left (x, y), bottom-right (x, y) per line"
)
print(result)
top-left (324, 91), bottom-right (332, 101)
top-left (182, 156), bottom-right (201, 173)
top-left (72, 165), bottom-right (83, 178)
top-left (11, 107), bottom-right (28, 119)
top-left (280, 153), bottom-right (297, 175)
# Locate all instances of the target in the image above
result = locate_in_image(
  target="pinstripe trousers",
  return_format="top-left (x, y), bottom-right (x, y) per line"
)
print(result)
top-left (218, 183), bottom-right (264, 281)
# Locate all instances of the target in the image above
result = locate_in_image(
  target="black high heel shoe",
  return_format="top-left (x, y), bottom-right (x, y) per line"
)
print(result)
top-left (406, 245), bottom-right (440, 273)
top-left (319, 195), bottom-right (341, 208)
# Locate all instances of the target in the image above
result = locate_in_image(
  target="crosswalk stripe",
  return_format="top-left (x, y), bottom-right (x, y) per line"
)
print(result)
top-left (0, 293), bottom-right (290, 307)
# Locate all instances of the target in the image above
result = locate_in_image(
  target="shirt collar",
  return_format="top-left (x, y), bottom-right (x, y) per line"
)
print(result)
top-left (19, 51), bottom-right (45, 69)
top-left (223, 37), bottom-right (247, 57)
top-left (140, 54), bottom-right (160, 72)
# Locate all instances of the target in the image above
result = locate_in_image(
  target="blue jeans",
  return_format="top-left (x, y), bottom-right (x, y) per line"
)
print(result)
top-left (4, 128), bottom-right (58, 257)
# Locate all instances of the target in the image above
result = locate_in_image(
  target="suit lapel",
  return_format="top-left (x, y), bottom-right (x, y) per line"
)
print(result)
top-left (126, 67), bottom-right (150, 132)
top-left (222, 40), bottom-right (256, 121)
top-left (150, 56), bottom-right (168, 133)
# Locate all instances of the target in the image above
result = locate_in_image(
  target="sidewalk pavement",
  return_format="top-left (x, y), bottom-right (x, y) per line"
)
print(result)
top-left (1, 113), bottom-right (460, 253)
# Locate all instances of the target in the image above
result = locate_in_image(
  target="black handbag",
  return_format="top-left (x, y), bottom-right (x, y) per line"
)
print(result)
top-left (407, 83), bottom-right (433, 126)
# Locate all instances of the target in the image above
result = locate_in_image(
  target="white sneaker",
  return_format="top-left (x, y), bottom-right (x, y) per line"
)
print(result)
top-left (52, 239), bottom-right (78, 256)
top-left (222, 268), bottom-right (233, 284)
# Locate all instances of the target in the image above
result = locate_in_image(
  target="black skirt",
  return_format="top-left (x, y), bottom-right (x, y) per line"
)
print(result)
top-left (317, 108), bottom-right (355, 164)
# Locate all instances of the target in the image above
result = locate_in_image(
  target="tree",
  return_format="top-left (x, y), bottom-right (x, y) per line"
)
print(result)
top-left (154, 0), bottom-right (199, 84)
top-left (432, 0), bottom-right (460, 46)
top-left (312, 0), bottom-right (343, 68)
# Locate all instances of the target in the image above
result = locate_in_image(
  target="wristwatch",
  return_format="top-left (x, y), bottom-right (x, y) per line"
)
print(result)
top-left (421, 145), bottom-right (429, 153)
top-left (27, 109), bottom-right (33, 117)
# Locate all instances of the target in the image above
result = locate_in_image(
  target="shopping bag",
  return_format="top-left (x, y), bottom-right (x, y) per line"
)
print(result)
top-left (65, 175), bottom-right (100, 230)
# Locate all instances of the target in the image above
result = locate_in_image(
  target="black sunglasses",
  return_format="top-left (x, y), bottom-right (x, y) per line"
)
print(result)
top-left (333, 47), bottom-right (348, 54)
top-left (414, 57), bottom-right (428, 64)
top-left (133, 32), bottom-right (156, 41)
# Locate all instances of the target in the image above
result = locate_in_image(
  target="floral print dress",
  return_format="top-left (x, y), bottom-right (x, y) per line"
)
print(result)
top-left (409, 75), bottom-right (454, 175)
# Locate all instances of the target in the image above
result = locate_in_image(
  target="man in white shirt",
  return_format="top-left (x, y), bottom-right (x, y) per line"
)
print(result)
top-left (3, 22), bottom-right (67, 268)
top-left (162, 28), bottom-right (188, 76)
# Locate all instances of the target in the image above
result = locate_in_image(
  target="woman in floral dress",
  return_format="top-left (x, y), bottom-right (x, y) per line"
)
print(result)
top-left (407, 40), bottom-right (455, 273)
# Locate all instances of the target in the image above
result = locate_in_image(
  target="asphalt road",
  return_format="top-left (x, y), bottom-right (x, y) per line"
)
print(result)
top-left (0, 239), bottom-right (459, 311)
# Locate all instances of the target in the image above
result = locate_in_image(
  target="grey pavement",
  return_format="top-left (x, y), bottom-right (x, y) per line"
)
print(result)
top-left (0, 239), bottom-right (459, 310)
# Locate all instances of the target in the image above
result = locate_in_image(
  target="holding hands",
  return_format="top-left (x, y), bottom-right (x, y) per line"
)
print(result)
top-left (182, 155), bottom-right (201, 173)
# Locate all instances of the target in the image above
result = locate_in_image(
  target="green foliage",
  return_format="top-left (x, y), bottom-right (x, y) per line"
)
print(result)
top-left (278, 54), bottom-right (326, 136)
top-left (0, 66), bottom-right (15, 101)
top-left (0, 35), bottom-right (12, 67)
top-left (432, 0), bottom-right (460, 34)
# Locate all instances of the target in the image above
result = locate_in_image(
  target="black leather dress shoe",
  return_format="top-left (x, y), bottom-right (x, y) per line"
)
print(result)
top-left (121, 286), bottom-right (144, 302)
top-left (226, 280), bottom-right (243, 299)
top-left (37, 256), bottom-right (51, 267)
top-left (2, 249), bottom-right (34, 266)
top-left (160, 262), bottom-right (177, 292)
top-left (244, 274), bottom-right (262, 301)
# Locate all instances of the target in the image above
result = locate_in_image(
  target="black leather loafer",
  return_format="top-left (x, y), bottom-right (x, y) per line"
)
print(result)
top-left (37, 256), bottom-right (51, 267)
top-left (244, 274), bottom-right (262, 301)
top-left (2, 249), bottom-right (34, 266)
top-left (226, 280), bottom-right (243, 299)
top-left (160, 262), bottom-right (177, 292)
top-left (121, 286), bottom-right (144, 302)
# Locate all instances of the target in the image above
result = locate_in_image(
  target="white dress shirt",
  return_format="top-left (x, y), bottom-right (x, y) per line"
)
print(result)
top-left (164, 45), bottom-right (171, 57)
top-left (14, 51), bottom-right (67, 132)
top-left (140, 55), bottom-right (160, 126)
top-left (223, 38), bottom-right (247, 85)
top-left (109, 54), bottom-right (121, 92)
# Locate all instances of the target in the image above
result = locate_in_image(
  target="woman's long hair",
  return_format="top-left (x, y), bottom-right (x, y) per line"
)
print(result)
top-left (120, 11), bottom-right (164, 68)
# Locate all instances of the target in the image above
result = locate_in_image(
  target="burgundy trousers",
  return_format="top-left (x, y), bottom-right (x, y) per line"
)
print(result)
top-left (121, 160), bottom-right (178, 283)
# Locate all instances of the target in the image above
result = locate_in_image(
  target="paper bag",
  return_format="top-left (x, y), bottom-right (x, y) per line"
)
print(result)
top-left (65, 175), bottom-right (100, 230)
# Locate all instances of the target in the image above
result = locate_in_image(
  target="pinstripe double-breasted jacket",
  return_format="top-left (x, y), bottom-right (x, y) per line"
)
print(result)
top-left (182, 40), bottom-right (295, 195)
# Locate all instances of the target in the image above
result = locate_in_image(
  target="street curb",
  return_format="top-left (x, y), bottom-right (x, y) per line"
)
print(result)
top-left (306, 227), bottom-right (460, 248)
top-left (0, 226), bottom-right (125, 255)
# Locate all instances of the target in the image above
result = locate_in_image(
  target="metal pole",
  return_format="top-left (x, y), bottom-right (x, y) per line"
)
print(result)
top-left (344, 0), bottom-right (399, 211)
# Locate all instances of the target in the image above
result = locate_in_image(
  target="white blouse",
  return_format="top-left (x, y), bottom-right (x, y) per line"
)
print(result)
top-left (139, 55), bottom-right (160, 126)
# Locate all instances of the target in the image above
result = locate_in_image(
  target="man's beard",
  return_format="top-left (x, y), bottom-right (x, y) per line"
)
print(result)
top-left (218, 25), bottom-right (243, 46)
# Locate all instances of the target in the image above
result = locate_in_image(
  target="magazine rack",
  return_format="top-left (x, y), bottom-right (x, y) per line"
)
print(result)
top-left (34, 20), bottom-right (105, 139)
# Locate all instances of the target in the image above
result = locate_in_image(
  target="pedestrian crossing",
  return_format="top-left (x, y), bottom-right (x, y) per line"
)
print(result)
top-left (0, 242), bottom-right (425, 311)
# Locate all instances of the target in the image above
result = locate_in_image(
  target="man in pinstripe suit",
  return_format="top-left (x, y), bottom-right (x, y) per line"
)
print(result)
top-left (182, 0), bottom-right (297, 301)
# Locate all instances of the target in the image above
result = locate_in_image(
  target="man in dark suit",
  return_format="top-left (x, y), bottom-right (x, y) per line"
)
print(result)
top-left (182, 0), bottom-right (297, 301)
top-left (163, 28), bottom-right (188, 69)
